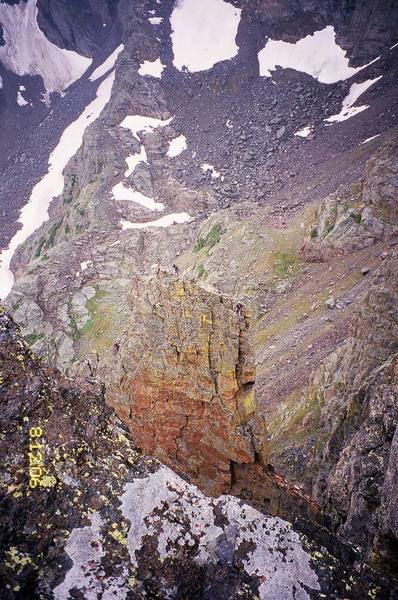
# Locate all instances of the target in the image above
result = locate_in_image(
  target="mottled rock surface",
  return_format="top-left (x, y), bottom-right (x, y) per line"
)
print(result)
top-left (103, 271), bottom-right (266, 496)
top-left (102, 271), bottom-right (322, 524)
top-left (286, 252), bottom-right (398, 573)
top-left (3, 306), bottom-right (395, 599)
top-left (302, 134), bottom-right (398, 261)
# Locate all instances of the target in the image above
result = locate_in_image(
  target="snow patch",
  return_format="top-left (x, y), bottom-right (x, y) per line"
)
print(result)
top-left (167, 134), bottom-right (187, 158)
top-left (0, 75), bottom-right (3, 89)
top-left (125, 146), bottom-right (148, 177)
top-left (0, 0), bottom-right (92, 102)
top-left (112, 182), bottom-right (164, 211)
top-left (294, 126), bottom-right (312, 138)
top-left (170, 0), bottom-right (241, 72)
top-left (149, 17), bottom-right (163, 25)
top-left (226, 119), bottom-right (233, 129)
top-left (258, 26), bottom-right (379, 84)
top-left (325, 76), bottom-right (382, 123)
top-left (17, 89), bottom-right (28, 106)
top-left (120, 466), bottom-right (320, 599)
top-left (201, 163), bottom-right (220, 178)
top-left (89, 44), bottom-right (124, 82)
top-left (121, 213), bottom-right (192, 230)
top-left (361, 134), bottom-right (380, 144)
top-left (0, 71), bottom-right (115, 299)
top-left (138, 57), bottom-right (165, 78)
top-left (120, 114), bottom-right (173, 141)
top-left (80, 260), bottom-right (92, 272)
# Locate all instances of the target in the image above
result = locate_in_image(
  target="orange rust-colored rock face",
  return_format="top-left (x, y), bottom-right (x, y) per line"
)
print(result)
top-left (104, 272), bottom-right (267, 496)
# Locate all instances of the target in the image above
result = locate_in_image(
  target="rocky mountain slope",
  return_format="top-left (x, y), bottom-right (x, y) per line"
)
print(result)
top-left (1, 0), bottom-right (398, 595)
top-left (3, 305), bottom-right (396, 599)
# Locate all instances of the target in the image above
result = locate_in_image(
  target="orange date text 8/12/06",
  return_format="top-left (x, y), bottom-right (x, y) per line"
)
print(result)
top-left (28, 427), bottom-right (45, 488)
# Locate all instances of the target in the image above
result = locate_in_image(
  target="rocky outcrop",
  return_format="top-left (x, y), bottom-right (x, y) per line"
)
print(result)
top-left (302, 133), bottom-right (398, 261)
top-left (36, 0), bottom-right (120, 56)
top-left (104, 271), bottom-right (266, 495)
top-left (299, 252), bottom-right (398, 571)
top-left (3, 306), bottom-right (394, 599)
top-left (102, 271), bottom-right (324, 523)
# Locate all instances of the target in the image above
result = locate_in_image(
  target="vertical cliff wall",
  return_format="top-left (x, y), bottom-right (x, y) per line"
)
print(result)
top-left (103, 271), bottom-right (319, 524)
top-left (104, 271), bottom-right (266, 495)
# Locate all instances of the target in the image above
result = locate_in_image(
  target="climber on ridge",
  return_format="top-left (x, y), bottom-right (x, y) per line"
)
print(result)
top-left (235, 302), bottom-right (244, 317)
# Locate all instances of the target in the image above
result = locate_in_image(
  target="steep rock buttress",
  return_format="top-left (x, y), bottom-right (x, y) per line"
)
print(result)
top-left (103, 271), bottom-right (319, 522)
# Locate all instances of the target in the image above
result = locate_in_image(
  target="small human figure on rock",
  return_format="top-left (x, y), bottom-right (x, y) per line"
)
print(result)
top-left (235, 302), bottom-right (244, 317)
top-left (172, 264), bottom-right (179, 275)
top-left (113, 338), bottom-right (121, 354)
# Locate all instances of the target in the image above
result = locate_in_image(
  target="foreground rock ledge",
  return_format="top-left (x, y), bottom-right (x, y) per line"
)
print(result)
top-left (1, 306), bottom-right (396, 599)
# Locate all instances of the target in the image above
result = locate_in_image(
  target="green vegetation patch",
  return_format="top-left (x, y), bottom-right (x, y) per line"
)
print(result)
top-left (195, 263), bottom-right (207, 279)
top-left (34, 237), bottom-right (46, 258)
top-left (325, 221), bottom-right (335, 234)
top-left (309, 228), bottom-right (318, 239)
top-left (350, 211), bottom-right (362, 224)
top-left (193, 223), bottom-right (225, 253)
top-left (35, 219), bottom-right (63, 257)
top-left (271, 250), bottom-right (300, 279)
top-left (44, 219), bottom-right (63, 250)
top-left (24, 332), bottom-right (44, 346)
top-left (69, 288), bottom-right (111, 343)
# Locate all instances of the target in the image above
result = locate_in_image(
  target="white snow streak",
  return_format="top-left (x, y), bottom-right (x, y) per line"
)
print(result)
top-left (0, 71), bottom-right (116, 299)
top-left (138, 57), bottom-right (165, 78)
top-left (121, 213), bottom-right (192, 230)
top-left (325, 76), bottom-right (382, 123)
top-left (120, 115), bottom-right (173, 141)
top-left (17, 86), bottom-right (29, 106)
top-left (258, 26), bottom-right (379, 84)
top-left (89, 44), bottom-right (124, 82)
top-left (294, 126), bottom-right (312, 138)
top-left (149, 17), bottom-right (163, 25)
top-left (170, 0), bottom-right (241, 72)
top-left (167, 134), bottom-right (187, 157)
top-left (125, 146), bottom-right (148, 177)
top-left (201, 163), bottom-right (220, 178)
top-left (112, 182), bottom-right (164, 211)
top-left (361, 134), bottom-right (381, 144)
top-left (0, 0), bottom-right (92, 101)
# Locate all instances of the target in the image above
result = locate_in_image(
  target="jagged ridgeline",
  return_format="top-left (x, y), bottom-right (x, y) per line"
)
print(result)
top-left (0, 0), bottom-right (398, 598)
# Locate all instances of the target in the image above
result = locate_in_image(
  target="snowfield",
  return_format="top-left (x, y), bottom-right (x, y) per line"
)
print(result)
top-left (120, 115), bottom-right (173, 140)
top-left (0, 71), bottom-right (116, 299)
top-left (121, 213), bottom-right (192, 230)
top-left (294, 126), bottom-right (312, 138)
top-left (89, 45), bottom-right (124, 82)
top-left (138, 58), bottom-right (165, 78)
top-left (0, 0), bottom-right (92, 102)
top-left (170, 0), bottom-right (241, 72)
top-left (201, 163), bottom-right (221, 178)
top-left (325, 76), bottom-right (383, 123)
top-left (112, 182), bottom-right (164, 211)
top-left (258, 26), bottom-right (379, 84)
top-left (125, 146), bottom-right (148, 178)
top-left (167, 135), bottom-right (187, 157)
